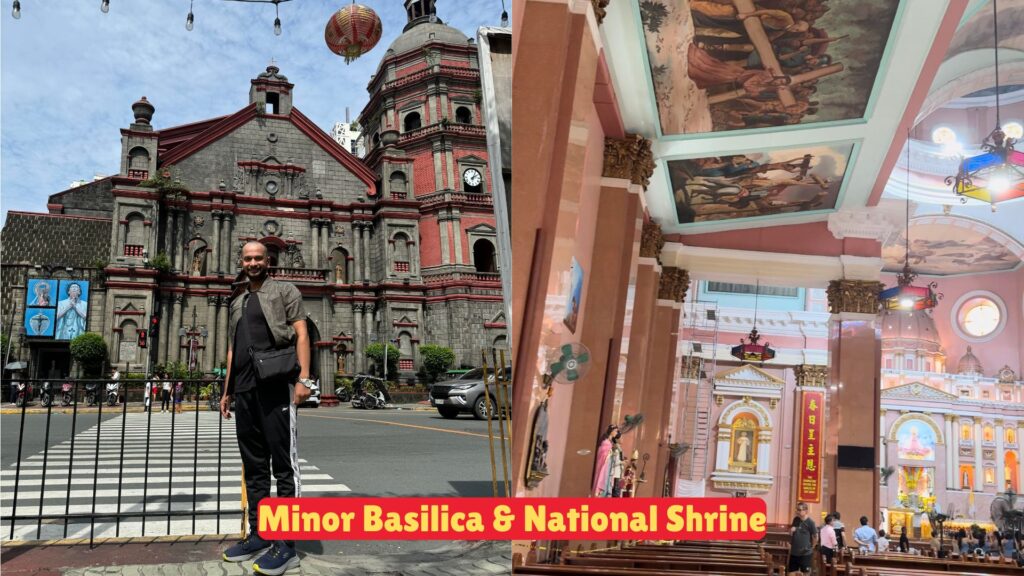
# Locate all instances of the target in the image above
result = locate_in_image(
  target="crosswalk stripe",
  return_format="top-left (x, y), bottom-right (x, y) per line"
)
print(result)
top-left (3, 413), bottom-right (347, 540)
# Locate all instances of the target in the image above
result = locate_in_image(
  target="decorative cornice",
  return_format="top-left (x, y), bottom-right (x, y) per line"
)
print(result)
top-left (794, 365), bottom-right (828, 388)
top-left (602, 134), bottom-right (654, 188)
top-left (590, 0), bottom-right (610, 24)
top-left (827, 206), bottom-right (902, 243)
top-left (639, 221), bottom-right (664, 261)
top-left (658, 267), bottom-right (689, 302)
top-left (827, 279), bottom-right (883, 315)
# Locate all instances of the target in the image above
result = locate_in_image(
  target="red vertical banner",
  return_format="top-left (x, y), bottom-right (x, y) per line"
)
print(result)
top-left (797, 390), bottom-right (824, 502)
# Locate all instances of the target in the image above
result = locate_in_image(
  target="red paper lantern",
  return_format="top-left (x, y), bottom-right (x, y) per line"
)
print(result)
top-left (325, 4), bottom-right (383, 65)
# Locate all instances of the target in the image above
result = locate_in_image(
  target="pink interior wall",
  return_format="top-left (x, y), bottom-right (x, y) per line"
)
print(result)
top-left (670, 222), bottom-right (881, 259)
top-left (880, 268), bottom-right (1024, 376)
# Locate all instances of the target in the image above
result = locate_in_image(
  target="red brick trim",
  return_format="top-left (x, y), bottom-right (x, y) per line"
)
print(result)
top-left (483, 322), bottom-right (507, 329)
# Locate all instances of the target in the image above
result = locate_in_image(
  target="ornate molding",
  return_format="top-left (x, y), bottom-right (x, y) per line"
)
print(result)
top-left (794, 365), bottom-right (828, 388)
top-left (639, 221), bottom-right (664, 260)
top-left (827, 206), bottom-right (901, 243)
top-left (590, 0), bottom-right (610, 25)
top-left (602, 134), bottom-right (654, 188)
top-left (658, 267), bottom-right (689, 302)
top-left (827, 279), bottom-right (882, 315)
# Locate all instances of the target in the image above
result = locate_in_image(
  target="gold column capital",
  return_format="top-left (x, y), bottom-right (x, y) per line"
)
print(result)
top-left (603, 133), bottom-right (654, 189)
top-left (827, 279), bottom-right (883, 315)
top-left (640, 221), bottom-right (665, 261)
top-left (794, 364), bottom-right (828, 388)
top-left (658, 267), bottom-right (690, 302)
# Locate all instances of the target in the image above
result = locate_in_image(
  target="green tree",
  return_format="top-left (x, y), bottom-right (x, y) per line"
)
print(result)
top-left (419, 344), bottom-right (455, 383)
top-left (149, 252), bottom-right (172, 273)
top-left (365, 343), bottom-right (399, 378)
top-left (69, 332), bottom-right (108, 377)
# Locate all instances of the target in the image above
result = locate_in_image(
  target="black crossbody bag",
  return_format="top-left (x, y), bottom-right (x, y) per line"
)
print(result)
top-left (243, 293), bottom-right (299, 384)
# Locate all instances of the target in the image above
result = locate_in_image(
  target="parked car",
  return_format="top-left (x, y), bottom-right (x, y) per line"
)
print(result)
top-left (429, 366), bottom-right (512, 420)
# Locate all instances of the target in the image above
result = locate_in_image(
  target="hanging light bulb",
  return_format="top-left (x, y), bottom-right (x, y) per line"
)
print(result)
top-left (186, 0), bottom-right (194, 31)
top-left (101, 0), bottom-right (109, 13)
top-left (11, 0), bottom-right (19, 19)
top-left (274, 16), bottom-right (281, 35)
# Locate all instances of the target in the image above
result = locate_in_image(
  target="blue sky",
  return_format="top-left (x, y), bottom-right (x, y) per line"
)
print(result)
top-left (0, 1), bottom-right (503, 224)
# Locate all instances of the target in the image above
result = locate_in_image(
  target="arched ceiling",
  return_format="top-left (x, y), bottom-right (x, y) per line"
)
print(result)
top-left (882, 214), bottom-right (1023, 275)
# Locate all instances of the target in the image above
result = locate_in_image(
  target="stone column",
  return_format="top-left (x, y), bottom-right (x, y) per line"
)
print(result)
top-left (177, 211), bottom-right (189, 272)
top-left (945, 414), bottom-right (955, 490)
top-left (635, 295), bottom-right (680, 497)
top-left (880, 409), bottom-right (887, 470)
top-left (173, 295), bottom-right (186, 364)
top-left (352, 223), bottom-right (363, 283)
top-left (205, 296), bottom-right (218, 372)
top-left (311, 219), bottom-right (321, 269)
top-left (974, 421), bottom-right (983, 492)
top-left (166, 294), bottom-right (179, 364)
top-left (320, 221), bottom-right (329, 271)
top-left (439, 216), bottom-right (451, 264)
top-left (211, 213), bottom-right (222, 274)
top-left (361, 224), bottom-right (371, 282)
top-left (951, 417), bottom-right (961, 488)
top-left (221, 214), bottom-right (234, 274)
top-left (169, 210), bottom-right (181, 271)
top-left (996, 419), bottom-right (1006, 491)
top-left (353, 304), bottom-right (364, 372)
top-left (216, 297), bottom-right (228, 369)
top-left (451, 213), bottom-right (464, 265)
top-left (824, 279), bottom-right (883, 527)
top-left (365, 304), bottom-right (376, 358)
top-left (159, 295), bottom-right (171, 364)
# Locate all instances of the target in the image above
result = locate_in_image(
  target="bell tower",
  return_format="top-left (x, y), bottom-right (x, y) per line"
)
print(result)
top-left (249, 63), bottom-right (293, 116)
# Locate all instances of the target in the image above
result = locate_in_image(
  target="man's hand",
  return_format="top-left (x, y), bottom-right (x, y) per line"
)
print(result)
top-left (293, 382), bottom-right (311, 405)
top-left (220, 394), bottom-right (232, 420)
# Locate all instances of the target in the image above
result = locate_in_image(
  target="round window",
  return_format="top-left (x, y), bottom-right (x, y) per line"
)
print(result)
top-left (959, 297), bottom-right (1001, 338)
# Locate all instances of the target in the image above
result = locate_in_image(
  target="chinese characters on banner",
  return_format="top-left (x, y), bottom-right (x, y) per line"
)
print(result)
top-left (798, 390), bottom-right (824, 502)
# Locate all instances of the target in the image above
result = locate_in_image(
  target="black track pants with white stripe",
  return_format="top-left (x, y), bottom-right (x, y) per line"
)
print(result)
top-left (234, 383), bottom-right (301, 536)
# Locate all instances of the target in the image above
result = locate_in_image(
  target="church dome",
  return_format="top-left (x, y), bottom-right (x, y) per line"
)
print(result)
top-left (956, 346), bottom-right (984, 376)
top-left (881, 309), bottom-right (943, 353)
top-left (387, 20), bottom-right (469, 55)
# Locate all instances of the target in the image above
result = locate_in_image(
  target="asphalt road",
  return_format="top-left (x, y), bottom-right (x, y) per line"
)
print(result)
top-left (0, 403), bottom-right (512, 559)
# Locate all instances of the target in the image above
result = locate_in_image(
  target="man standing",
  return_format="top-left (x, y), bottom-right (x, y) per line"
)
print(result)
top-left (221, 241), bottom-right (311, 575)
top-left (788, 502), bottom-right (816, 575)
top-left (854, 515), bottom-right (878, 554)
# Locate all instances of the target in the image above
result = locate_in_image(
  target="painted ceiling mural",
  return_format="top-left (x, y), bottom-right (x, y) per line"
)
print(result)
top-left (667, 142), bottom-right (852, 223)
top-left (882, 222), bottom-right (1021, 275)
top-left (641, 0), bottom-right (900, 135)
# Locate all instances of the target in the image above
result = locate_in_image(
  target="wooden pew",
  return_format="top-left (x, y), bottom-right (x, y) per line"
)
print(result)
top-left (565, 554), bottom-right (779, 575)
top-left (513, 566), bottom-right (766, 576)
top-left (828, 554), bottom-right (1024, 575)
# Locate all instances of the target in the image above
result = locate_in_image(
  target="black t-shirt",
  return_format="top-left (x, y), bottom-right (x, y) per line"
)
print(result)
top-left (228, 292), bottom-right (274, 394)
top-left (791, 517), bottom-right (817, 557)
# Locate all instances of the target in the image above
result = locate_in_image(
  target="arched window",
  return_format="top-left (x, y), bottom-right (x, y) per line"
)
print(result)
top-left (455, 106), bottom-right (472, 124)
top-left (331, 248), bottom-right (350, 284)
top-left (392, 233), bottom-right (411, 273)
top-left (266, 245), bottom-right (280, 268)
top-left (959, 464), bottom-right (974, 489)
top-left (118, 320), bottom-right (138, 364)
top-left (123, 213), bottom-right (146, 257)
top-left (984, 466), bottom-right (996, 485)
top-left (389, 171), bottom-right (408, 200)
top-left (961, 423), bottom-right (973, 443)
top-left (189, 242), bottom-right (208, 276)
top-left (1006, 451), bottom-right (1019, 492)
top-left (729, 413), bottom-right (758, 472)
top-left (373, 132), bottom-right (381, 147)
top-left (128, 147), bottom-right (150, 178)
top-left (403, 112), bottom-right (421, 132)
top-left (984, 425), bottom-right (995, 443)
top-left (473, 239), bottom-right (497, 273)
top-left (1008, 428), bottom-right (1017, 445)
top-left (493, 335), bottom-right (507, 351)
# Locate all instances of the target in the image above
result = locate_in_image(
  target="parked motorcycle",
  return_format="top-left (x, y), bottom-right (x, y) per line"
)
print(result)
top-left (106, 381), bottom-right (119, 406)
top-left (15, 382), bottom-right (32, 408)
top-left (40, 381), bottom-right (53, 408)
top-left (84, 383), bottom-right (99, 406)
top-left (335, 386), bottom-right (352, 403)
top-left (60, 382), bottom-right (74, 406)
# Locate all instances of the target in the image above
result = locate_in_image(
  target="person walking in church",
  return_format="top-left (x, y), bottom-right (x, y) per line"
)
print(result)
top-left (899, 526), bottom-right (910, 553)
top-left (819, 514), bottom-right (837, 566)
top-left (788, 502), bottom-right (816, 575)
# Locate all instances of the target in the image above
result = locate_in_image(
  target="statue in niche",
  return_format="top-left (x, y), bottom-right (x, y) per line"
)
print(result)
top-left (286, 244), bottom-right (305, 268)
top-left (191, 248), bottom-right (206, 275)
top-left (296, 173), bottom-right (309, 199)
top-left (232, 163), bottom-right (247, 192)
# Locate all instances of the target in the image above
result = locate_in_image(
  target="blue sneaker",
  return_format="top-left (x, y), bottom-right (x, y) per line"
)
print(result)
top-left (253, 542), bottom-right (300, 575)
top-left (222, 533), bottom-right (272, 562)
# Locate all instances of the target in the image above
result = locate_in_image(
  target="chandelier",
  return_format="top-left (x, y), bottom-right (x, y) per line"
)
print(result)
top-left (946, 0), bottom-right (1024, 206)
top-left (881, 130), bottom-right (940, 311)
top-left (731, 282), bottom-right (775, 363)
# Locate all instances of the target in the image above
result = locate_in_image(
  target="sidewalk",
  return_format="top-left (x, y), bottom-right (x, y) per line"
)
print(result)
top-left (1, 536), bottom-right (510, 575)
top-left (0, 402), bottom-right (436, 415)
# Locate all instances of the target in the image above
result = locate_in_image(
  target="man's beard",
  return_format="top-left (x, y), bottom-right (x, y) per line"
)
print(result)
top-left (246, 265), bottom-right (268, 280)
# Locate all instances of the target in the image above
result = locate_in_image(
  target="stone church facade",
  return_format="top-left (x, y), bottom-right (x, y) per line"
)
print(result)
top-left (1, 2), bottom-right (505, 381)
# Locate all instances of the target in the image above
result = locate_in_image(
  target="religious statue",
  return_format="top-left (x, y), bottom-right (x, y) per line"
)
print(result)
top-left (622, 451), bottom-right (639, 497)
top-left (735, 430), bottom-right (753, 463)
top-left (191, 248), bottom-right (206, 275)
top-left (592, 425), bottom-right (619, 497)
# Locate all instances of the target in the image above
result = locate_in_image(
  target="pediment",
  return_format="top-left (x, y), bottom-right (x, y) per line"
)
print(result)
top-left (459, 154), bottom-right (487, 164)
top-left (882, 382), bottom-right (958, 401)
top-left (714, 364), bottom-right (785, 389)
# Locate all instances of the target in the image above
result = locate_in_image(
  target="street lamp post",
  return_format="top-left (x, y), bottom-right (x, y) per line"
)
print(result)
top-left (178, 306), bottom-right (208, 376)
